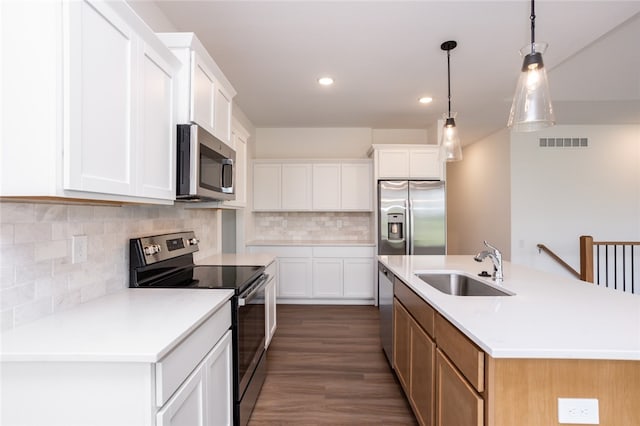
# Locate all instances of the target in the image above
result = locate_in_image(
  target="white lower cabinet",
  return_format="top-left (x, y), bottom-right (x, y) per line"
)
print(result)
top-left (265, 261), bottom-right (278, 348)
top-left (248, 245), bottom-right (375, 303)
top-left (155, 329), bottom-right (235, 426)
top-left (1, 302), bottom-right (233, 426)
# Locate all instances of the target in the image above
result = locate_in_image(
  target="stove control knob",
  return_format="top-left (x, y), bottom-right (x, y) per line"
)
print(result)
top-left (187, 238), bottom-right (199, 246)
top-left (143, 244), bottom-right (162, 256)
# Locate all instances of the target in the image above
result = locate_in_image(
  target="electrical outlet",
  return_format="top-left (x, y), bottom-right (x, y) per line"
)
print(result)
top-left (558, 398), bottom-right (599, 424)
top-left (72, 235), bottom-right (88, 264)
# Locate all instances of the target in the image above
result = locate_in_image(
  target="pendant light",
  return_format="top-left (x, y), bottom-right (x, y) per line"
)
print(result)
top-left (439, 40), bottom-right (462, 162)
top-left (507, 0), bottom-right (556, 132)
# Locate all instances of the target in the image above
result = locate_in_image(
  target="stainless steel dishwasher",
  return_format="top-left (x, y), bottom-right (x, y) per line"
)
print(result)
top-left (378, 263), bottom-right (394, 367)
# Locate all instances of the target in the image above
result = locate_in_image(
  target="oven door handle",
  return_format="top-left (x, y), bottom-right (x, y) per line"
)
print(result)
top-left (238, 274), bottom-right (269, 306)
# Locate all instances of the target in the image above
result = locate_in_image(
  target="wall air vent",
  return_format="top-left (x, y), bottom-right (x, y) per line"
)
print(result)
top-left (539, 137), bottom-right (588, 148)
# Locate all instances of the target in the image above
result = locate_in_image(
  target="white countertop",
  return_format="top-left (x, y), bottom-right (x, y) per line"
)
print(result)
top-left (0, 289), bottom-right (234, 363)
top-left (379, 255), bottom-right (640, 361)
top-left (247, 240), bottom-right (375, 247)
top-left (197, 252), bottom-right (276, 267)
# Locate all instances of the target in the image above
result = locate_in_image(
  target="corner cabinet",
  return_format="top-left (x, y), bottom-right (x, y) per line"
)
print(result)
top-left (370, 144), bottom-right (444, 180)
top-left (157, 33), bottom-right (237, 147)
top-left (253, 160), bottom-right (373, 212)
top-left (1, 0), bottom-right (180, 204)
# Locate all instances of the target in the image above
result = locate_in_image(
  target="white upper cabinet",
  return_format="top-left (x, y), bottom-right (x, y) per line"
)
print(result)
top-left (253, 163), bottom-right (282, 211)
top-left (312, 164), bottom-right (341, 210)
top-left (158, 33), bottom-right (237, 146)
top-left (340, 163), bottom-right (372, 210)
top-left (253, 160), bottom-right (372, 212)
top-left (1, 0), bottom-right (180, 204)
top-left (221, 121), bottom-right (249, 208)
top-left (372, 145), bottom-right (444, 180)
top-left (281, 164), bottom-right (312, 210)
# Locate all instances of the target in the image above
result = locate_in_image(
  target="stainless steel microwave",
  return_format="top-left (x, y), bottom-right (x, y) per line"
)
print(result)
top-left (176, 124), bottom-right (235, 201)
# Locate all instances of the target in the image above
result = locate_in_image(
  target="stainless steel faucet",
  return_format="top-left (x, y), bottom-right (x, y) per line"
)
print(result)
top-left (474, 241), bottom-right (504, 283)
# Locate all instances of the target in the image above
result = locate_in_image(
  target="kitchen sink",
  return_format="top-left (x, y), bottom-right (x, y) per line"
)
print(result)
top-left (416, 273), bottom-right (513, 296)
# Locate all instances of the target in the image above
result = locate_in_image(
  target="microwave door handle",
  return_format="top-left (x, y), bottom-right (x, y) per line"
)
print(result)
top-left (238, 274), bottom-right (269, 306)
top-left (221, 158), bottom-right (234, 191)
top-left (189, 125), bottom-right (199, 194)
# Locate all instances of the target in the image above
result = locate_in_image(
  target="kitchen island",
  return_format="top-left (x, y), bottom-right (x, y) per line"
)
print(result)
top-left (379, 255), bottom-right (640, 426)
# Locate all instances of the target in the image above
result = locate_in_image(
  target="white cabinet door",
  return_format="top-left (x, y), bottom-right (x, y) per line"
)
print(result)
top-left (312, 164), bottom-right (341, 210)
top-left (253, 164), bottom-right (281, 210)
top-left (281, 164), bottom-right (312, 210)
top-left (278, 258), bottom-right (311, 298)
top-left (312, 259), bottom-right (343, 298)
top-left (64, 0), bottom-right (136, 196)
top-left (191, 51), bottom-right (216, 136)
top-left (226, 129), bottom-right (247, 207)
top-left (341, 163), bottom-right (372, 210)
top-left (378, 149), bottom-right (409, 178)
top-left (204, 330), bottom-right (233, 426)
top-left (343, 258), bottom-right (375, 298)
top-left (157, 364), bottom-right (206, 426)
top-left (409, 147), bottom-right (442, 179)
top-left (215, 85), bottom-right (232, 145)
top-left (138, 42), bottom-right (176, 200)
top-left (265, 276), bottom-right (277, 348)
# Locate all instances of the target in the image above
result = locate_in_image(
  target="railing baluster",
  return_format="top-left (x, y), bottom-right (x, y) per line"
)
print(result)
top-left (623, 245), bottom-right (626, 292)
top-left (596, 246), bottom-right (600, 286)
top-left (632, 245), bottom-right (635, 294)
top-left (605, 246), bottom-right (609, 288)
top-left (614, 245), bottom-right (617, 290)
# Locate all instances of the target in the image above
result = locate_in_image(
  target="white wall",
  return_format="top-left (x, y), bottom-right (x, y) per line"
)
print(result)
top-left (255, 128), bottom-right (372, 159)
top-left (511, 125), bottom-right (640, 277)
top-left (446, 129), bottom-right (511, 258)
top-left (371, 129), bottom-right (430, 145)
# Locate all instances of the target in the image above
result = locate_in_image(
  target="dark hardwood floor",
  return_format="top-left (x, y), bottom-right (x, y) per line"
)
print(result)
top-left (248, 305), bottom-right (417, 425)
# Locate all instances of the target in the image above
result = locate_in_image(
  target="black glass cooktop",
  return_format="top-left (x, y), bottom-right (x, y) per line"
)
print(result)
top-left (145, 265), bottom-right (264, 293)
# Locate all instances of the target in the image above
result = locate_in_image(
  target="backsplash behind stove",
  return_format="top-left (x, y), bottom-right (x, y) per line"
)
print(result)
top-left (0, 202), bottom-right (222, 330)
top-left (252, 212), bottom-right (373, 242)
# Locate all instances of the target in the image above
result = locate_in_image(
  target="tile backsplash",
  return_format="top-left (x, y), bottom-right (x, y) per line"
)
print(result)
top-left (0, 202), bottom-right (221, 330)
top-left (253, 212), bottom-right (372, 242)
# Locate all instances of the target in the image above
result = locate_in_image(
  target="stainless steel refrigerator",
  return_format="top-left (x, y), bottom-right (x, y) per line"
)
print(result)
top-left (378, 180), bottom-right (446, 255)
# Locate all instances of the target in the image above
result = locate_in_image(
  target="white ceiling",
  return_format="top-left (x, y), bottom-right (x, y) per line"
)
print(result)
top-left (151, 1), bottom-right (640, 144)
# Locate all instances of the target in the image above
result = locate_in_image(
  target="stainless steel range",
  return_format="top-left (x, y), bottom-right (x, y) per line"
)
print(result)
top-left (129, 231), bottom-right (267, 426)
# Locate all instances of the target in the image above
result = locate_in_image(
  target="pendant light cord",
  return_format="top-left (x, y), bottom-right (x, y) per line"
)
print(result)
top-left (447, 49), bottom-right (452, 118)
top-left (530, 0), bottom-right (536, 51)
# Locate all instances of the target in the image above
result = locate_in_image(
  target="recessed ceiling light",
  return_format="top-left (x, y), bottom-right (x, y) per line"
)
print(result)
top-left (419, 97), bottom-right (433, 104)
top-left (318, 77), bottom-right (334, 86)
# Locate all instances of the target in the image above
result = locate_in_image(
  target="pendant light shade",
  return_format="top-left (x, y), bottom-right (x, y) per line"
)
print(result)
top-left (439, 40), bottom-right (463, 162)
top-left (507, 0), bottom-right (556, 132)
top-left (440, 113), bottom-right (462, 161)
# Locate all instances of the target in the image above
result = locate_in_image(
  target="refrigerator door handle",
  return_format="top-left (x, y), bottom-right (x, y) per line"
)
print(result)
top-left (407, 199), bottom-right (413, 255)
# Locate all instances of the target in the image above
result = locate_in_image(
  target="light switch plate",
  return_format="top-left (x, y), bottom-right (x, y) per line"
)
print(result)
top-left (558, 398), bottom-right (599, 424)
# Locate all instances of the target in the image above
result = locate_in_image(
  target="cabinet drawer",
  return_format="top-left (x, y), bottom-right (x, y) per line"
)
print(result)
top-left (155, 302), bottom-right (231, 406)
top-left (435, 314), bottom-right (484, 392)
top-left (436, 349), bottom-right (483, 426)
top-left (394, 278), bottom-right (435, 338)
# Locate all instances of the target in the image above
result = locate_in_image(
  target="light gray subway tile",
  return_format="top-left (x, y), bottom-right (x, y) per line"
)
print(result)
top-left (80, 281), bottom-right (107, 303)
top-left (0, 223), bottom-right (14, 246)
top-left (35, 204), bottom-right (68, 222)
top-left (0, 243), bottom-right (35, 266)
top-left (14, 222), bottom-right (53, 244)
top-left (53, 289), bottom-right (81, 312)
top-left (15, 261), bottom-right (52, 285)
top-left (0, 265), bottom-right (15, 288)
top-left (83, 222), bottom-right (104, 236)
top-left (13, 297), bottom-right (53, 327)
top-left (0, 203), bottom-right (35, 223)
top-left (68, 205), bottom-right (94, 222)
top-left (0, 283), bottom-right (35, 310)
top-left (1, 309), bottom-right (14, 331)
top-left (34, 240), bottom-right (67, 262)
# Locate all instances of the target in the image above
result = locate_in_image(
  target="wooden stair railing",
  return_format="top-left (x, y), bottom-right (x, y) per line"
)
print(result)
top-left (580, 235), bottom-right (639, 293)
top-left (536, 244), bottom-right (580, 279)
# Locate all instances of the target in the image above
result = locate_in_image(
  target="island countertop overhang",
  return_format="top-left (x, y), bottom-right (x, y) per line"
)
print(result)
top-left (378, 255), bottom-right (640, 360)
